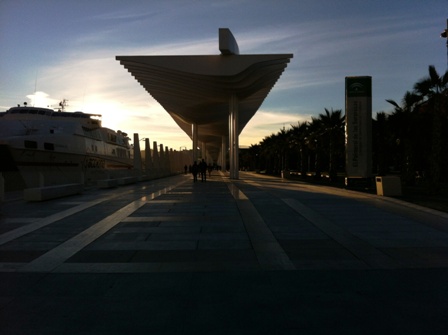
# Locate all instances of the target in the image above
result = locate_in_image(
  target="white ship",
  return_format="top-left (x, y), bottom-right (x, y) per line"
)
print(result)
top-left (0, 103), bottom-right (133, 189)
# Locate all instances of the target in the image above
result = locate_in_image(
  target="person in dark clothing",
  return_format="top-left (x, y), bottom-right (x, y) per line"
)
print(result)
top-left (191, 161), bottom-right (198, 182)
top-left (200, 159), bottom-right (207, 182)
top-left (207, 163), bottom-right (213, 177)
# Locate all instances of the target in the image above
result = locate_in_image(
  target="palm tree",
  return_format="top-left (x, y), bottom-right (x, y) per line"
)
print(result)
top-left (259, 135), bottom-right (275, 173)
top-left (372, 112), bottom-right (389, 176)
top-left (248, 144), bottom-right (261, 171)
top-left (318, 108), bottom-right (345, 181)
top-left (290, 121), bottom-right (309, 176)
top-left (307, 117), bottom-right (323, 179)
top-left (276, 127), bottom-right (290, 172)
top-left (259, 131), bottom-right (287, 175)
top-left (386, 91), bottom-right (420, 184)
top-left (413, 65), bottom-right (448, 192)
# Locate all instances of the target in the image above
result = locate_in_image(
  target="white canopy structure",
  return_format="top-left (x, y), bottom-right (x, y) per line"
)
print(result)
top-left (117, 28), bottom-right (293, 178)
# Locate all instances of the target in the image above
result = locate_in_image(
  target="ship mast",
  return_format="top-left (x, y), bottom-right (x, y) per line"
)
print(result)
top-left (58, 99), bottom-right (68, 112)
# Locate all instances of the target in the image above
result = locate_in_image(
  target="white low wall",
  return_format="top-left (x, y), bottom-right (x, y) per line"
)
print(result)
top-left (24, 183), bottom-right (83, 202)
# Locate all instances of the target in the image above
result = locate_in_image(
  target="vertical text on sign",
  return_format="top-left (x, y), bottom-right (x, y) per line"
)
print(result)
top-left (345, 76), bottom-right (372, 178)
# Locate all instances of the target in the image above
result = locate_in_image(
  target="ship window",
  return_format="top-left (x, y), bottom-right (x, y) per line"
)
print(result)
top-left (24, 140), bottom-right (37, 149)
top-left (44, 143), bottom-right (54, 150)
top-left (108, 133), bottom-right (117, 143)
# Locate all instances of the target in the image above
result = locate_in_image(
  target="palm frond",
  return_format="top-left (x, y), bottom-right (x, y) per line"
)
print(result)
top-left (386, 99), bottom-right (400, 109)
top-left (428, 65), bottom-right (440, 84)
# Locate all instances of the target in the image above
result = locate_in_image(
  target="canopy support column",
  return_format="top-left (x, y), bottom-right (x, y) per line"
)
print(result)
top-left (229, 94), bottom-right (239, 179)
top-left (201, 142), bottom-right (207, 161)
top-left (221, 136), bottom-right (227, 172)
top-left (192, 123), bottom-right (198, 163)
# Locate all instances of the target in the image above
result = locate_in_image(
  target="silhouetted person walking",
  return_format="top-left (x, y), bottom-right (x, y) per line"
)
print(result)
top-left (208, 163), bottom-right (213, 177)
top-left (200, 159), bottom-right (207, 182)
top-left (191, 161), bottom-right (198, 182)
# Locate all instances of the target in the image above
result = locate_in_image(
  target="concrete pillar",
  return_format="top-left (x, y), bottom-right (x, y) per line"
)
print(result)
top-left (229, 94), bottom-right (239, 179)
top-left (192, 123), bottom-right (198, 163)
top-left (152, 141), bottom-right (160, 177)
top-left (144, 138), bottom-right (153, 175)
top-left (221, 136), bottom-right (227, 172)
top-left (201, 142), bottom-right (206, 161)
top-left (169, 148), bottom-right (176, 173)
top-left (159, 144), bottom-right (166, 175)
top-left (133, 133), bottom-right (142, 176)
top-left (166, 146), bottom-right (171, 174)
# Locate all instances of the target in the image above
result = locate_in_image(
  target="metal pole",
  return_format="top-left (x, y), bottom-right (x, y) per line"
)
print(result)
top-left (441, 19), bottom-right (448, 69)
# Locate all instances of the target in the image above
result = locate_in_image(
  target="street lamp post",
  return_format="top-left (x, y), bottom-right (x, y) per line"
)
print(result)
top-left (441, 18), bottom-right (448, 69)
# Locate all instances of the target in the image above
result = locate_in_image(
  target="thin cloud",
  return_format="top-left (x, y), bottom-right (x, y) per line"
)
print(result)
top-left (1, 0), bottom-right (446, 151)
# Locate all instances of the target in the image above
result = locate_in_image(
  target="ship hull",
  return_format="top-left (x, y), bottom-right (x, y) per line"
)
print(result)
top-left (1, 144), bottom-right (132, 188)
top-left (0, 106), bottom-right (134, 190)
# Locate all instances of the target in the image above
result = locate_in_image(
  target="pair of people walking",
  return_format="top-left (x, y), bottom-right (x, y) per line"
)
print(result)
top-left (191, 159), bottom-right (207, 182)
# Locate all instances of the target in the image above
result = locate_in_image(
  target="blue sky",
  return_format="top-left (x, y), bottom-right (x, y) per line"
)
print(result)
top-left (1, 0), bottom-right (447, 149)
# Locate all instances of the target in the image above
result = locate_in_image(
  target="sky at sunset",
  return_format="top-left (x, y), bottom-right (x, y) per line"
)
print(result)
top-left (1, 0), bottom-right (447, 150)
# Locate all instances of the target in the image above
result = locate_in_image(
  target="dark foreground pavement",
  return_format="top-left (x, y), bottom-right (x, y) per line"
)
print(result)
top-left (1, 172), bottom-right (447, 334)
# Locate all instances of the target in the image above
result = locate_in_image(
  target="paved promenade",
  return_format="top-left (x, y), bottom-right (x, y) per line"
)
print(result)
top-left (1, 171), bottom-right (448, 334)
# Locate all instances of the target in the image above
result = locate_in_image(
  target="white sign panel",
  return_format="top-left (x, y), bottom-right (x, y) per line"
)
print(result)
top-left (345, 76), bottom-right (372, 178)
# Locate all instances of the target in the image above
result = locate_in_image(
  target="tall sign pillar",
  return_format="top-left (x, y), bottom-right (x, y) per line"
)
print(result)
top-left (345, 76), bottom-right (372, 179)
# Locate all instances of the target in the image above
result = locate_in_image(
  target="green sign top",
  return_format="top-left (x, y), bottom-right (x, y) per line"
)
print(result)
top-left (346, 76), bottom-right (372, 97)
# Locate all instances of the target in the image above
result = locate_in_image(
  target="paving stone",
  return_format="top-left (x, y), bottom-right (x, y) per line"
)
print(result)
top-left (1, 172), bottom-right (448, 333)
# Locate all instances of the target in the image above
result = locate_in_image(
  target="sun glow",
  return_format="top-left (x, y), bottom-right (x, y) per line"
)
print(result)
top-left (26, 91), bottom-right (59, 108)
top-left (81, 101), bottom-right (129, 130)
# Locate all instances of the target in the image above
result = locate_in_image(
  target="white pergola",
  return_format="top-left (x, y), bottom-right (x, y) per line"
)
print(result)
top-left (116, 28), bottom-right (293, 179)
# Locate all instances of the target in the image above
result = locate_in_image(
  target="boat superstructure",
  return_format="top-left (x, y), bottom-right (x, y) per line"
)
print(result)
top-left (0, 105), bottom-right (133, 188)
